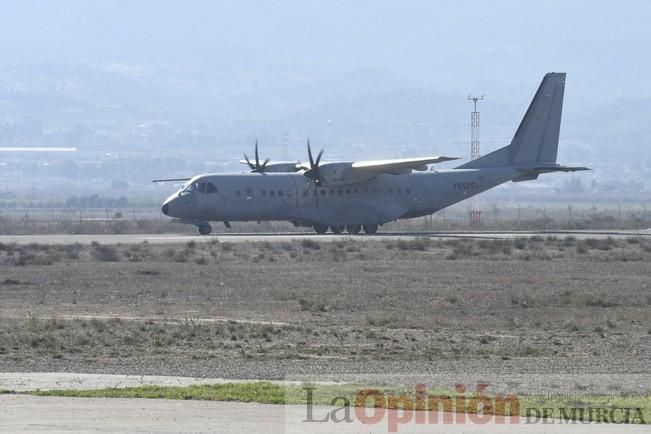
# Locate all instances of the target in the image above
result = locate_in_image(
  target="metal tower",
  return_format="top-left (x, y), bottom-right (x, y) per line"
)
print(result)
top-left (468, 95), bottom-right (484, 225)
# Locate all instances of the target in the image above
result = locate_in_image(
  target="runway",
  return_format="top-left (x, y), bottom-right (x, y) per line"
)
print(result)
top-left (2, 394), bottom-right (648, 433)
top-left (2, 229), bottom-right (650, 245)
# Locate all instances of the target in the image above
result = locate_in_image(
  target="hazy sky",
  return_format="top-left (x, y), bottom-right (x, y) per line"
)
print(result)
top-left (1, 0), bottom-right (651, 167)
top-left (3, 0), bottom-right (650, 103)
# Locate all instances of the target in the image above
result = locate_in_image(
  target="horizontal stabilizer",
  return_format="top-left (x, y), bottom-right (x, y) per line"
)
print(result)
top-left (516, 165), bottom-right (591, 174)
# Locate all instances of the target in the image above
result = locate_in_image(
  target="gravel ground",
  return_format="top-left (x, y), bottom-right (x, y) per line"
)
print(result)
top-left (1, 237), bottom-right (650, 394)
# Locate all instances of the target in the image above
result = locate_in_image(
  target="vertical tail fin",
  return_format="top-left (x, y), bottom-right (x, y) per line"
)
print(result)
top-left (458, 72), bottom-right (566, 169)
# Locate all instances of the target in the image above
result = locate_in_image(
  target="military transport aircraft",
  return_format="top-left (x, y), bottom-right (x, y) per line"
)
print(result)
top-left (156, 73), bottom-right (588, 235)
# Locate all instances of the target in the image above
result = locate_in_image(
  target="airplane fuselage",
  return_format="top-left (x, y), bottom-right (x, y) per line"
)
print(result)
top-left (160, 73), bottom-right (584, 235)
top-left (162, 167), bottom-right (517, 229)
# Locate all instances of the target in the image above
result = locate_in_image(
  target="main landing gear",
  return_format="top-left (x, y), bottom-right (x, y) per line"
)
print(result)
top-left (312, 223), bottom-right (378, 235)
top-left (362, 224), bottom-right (378, 234)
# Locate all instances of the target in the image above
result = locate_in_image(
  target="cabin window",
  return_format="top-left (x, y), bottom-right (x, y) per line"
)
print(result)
top-left (245, 187), bottom-right (253, 200)
top-left (197, 183), bottom-right (207, 193)
top-left (278, 190), bottom-right (284, 197)
top-left (354, 189), bottom-right (358, 194)
top-left (397, 189), bottom-right (402, 195)
top-left (345, 189), bottom-right (351, 195)
top-left (236, 190), bottom-right (241, 197)
top-left (207, 183), bottom-right (218, 194)
top-left (338, 190), bottom-right (343, 195)
top-left (261, 190), bottom-right (267, 197)
top-left (388, 189), bottom-right (394, 195)
top-left (270, 190), bottom-right (275, 197)
top-left (405, 189), bottom-right (411, 195)
top-left (320, 190), bottom-right (326, 196)
top-left (329, 189), bottom-right (335, 195)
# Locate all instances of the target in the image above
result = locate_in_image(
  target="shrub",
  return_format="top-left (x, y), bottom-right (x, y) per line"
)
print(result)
top-left (446, 241), bottom-right (475, 259)
top-left (301, 239), bottom-right (321, 250)
top-left (173, 250), bottom-right (189, 263)
top-left (562, 236), bottom-right (577, 247)
top-left (90, 243), bottom-right (120, 262)
top-left (298, 297), bottom-right (328, 312)
top-left (576, 241), bottom-right (589, 254)
top-left (586, 237), bottom-right (616, 251)
top-left (584, 295), bottom-right (617, 308)
top-left (396, 238), bottom-right (430, 251)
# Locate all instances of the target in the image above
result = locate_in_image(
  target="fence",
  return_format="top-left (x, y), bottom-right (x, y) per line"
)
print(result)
top-left (0, 204), bottom-right (650, 235)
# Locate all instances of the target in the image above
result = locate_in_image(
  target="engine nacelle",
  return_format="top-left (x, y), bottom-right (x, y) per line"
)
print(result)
top-left (315, 162), bottom-right (376, 186)
top-left (260, 162), bottom-right (301, 173)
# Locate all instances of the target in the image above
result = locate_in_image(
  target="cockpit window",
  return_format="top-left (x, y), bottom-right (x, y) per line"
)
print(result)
top-left (180, 181), bottom-right (217, 195)
top-left (180, 182), bottom-right (197, 194)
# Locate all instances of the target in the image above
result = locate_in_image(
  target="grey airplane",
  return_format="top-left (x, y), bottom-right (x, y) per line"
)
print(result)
top-left (157, 72), bottom-right (588, 235)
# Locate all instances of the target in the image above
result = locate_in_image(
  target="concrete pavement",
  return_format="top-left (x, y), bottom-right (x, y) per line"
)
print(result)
top-left (1, 229), bottom-right (650, 245)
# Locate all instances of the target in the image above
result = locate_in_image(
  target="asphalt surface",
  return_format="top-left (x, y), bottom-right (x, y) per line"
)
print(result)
top-left (2, 395), bottom-right (648, 433)
top-left (2, 229), bottom-right (651, 245)
top-left (0, 372), bottom-right (256, 392)
top-left (1, 374), bottom-right (649, 433)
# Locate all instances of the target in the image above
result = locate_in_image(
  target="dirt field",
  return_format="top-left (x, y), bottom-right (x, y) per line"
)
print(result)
top-left (0, 236), bottom-right (650, 387)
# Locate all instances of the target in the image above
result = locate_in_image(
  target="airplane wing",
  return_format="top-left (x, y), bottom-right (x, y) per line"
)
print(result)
top-left (152, 177), bottom-right (192, 183)
top-left (351, 156), bottom-right (459, 174)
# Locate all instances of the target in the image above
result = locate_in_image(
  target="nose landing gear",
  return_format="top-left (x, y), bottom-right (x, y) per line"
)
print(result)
top-left (197, 223), bottom-right (212, 235)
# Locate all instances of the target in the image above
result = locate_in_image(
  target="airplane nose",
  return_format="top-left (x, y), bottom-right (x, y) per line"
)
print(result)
top-left (162, 203), bottom-right (169, 215)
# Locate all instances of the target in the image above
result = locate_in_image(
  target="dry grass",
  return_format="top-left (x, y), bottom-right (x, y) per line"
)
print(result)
top-left (1, 236), bottom-right (650, 378)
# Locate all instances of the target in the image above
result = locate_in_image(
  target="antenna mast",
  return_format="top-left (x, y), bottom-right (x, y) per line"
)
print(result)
top-left (468, 95), bottom-right (484, 225)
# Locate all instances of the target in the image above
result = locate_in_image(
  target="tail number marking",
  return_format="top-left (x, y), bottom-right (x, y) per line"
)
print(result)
top-left (453, 182), bottom-right (478, 190)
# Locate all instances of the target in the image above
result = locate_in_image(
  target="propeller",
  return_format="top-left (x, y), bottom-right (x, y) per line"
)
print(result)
top-left (243, 140), bottom-right (270, 173)
top-left (302, 139), bottom-right (325, 208)
top-left (304, 139), bottom-right (325, 185)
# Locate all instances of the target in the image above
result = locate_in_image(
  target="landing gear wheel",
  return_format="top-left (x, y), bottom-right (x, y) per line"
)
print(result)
top-left (330, 225), bottom-right (345, 234)
top-left (346, 224), bottom-right (361, 234)
top-left (198, 224), bottom-right (212, 235)
top-left (362, 224), bottom-right (378, 234)
top-left (313, 224), bottom-right (328, 234)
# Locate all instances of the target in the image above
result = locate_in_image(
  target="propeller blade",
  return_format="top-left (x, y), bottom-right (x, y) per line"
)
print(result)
top-left (304, 139), bottom-right (326, 185)
top-left (307, 139), bottom-right (315, 168)
top-left (254, 139), bottom-right (260, 168)
top-left (315, 149), bottom-right (324, 167)
top-left (244, 154), bottom-right (256, 170)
